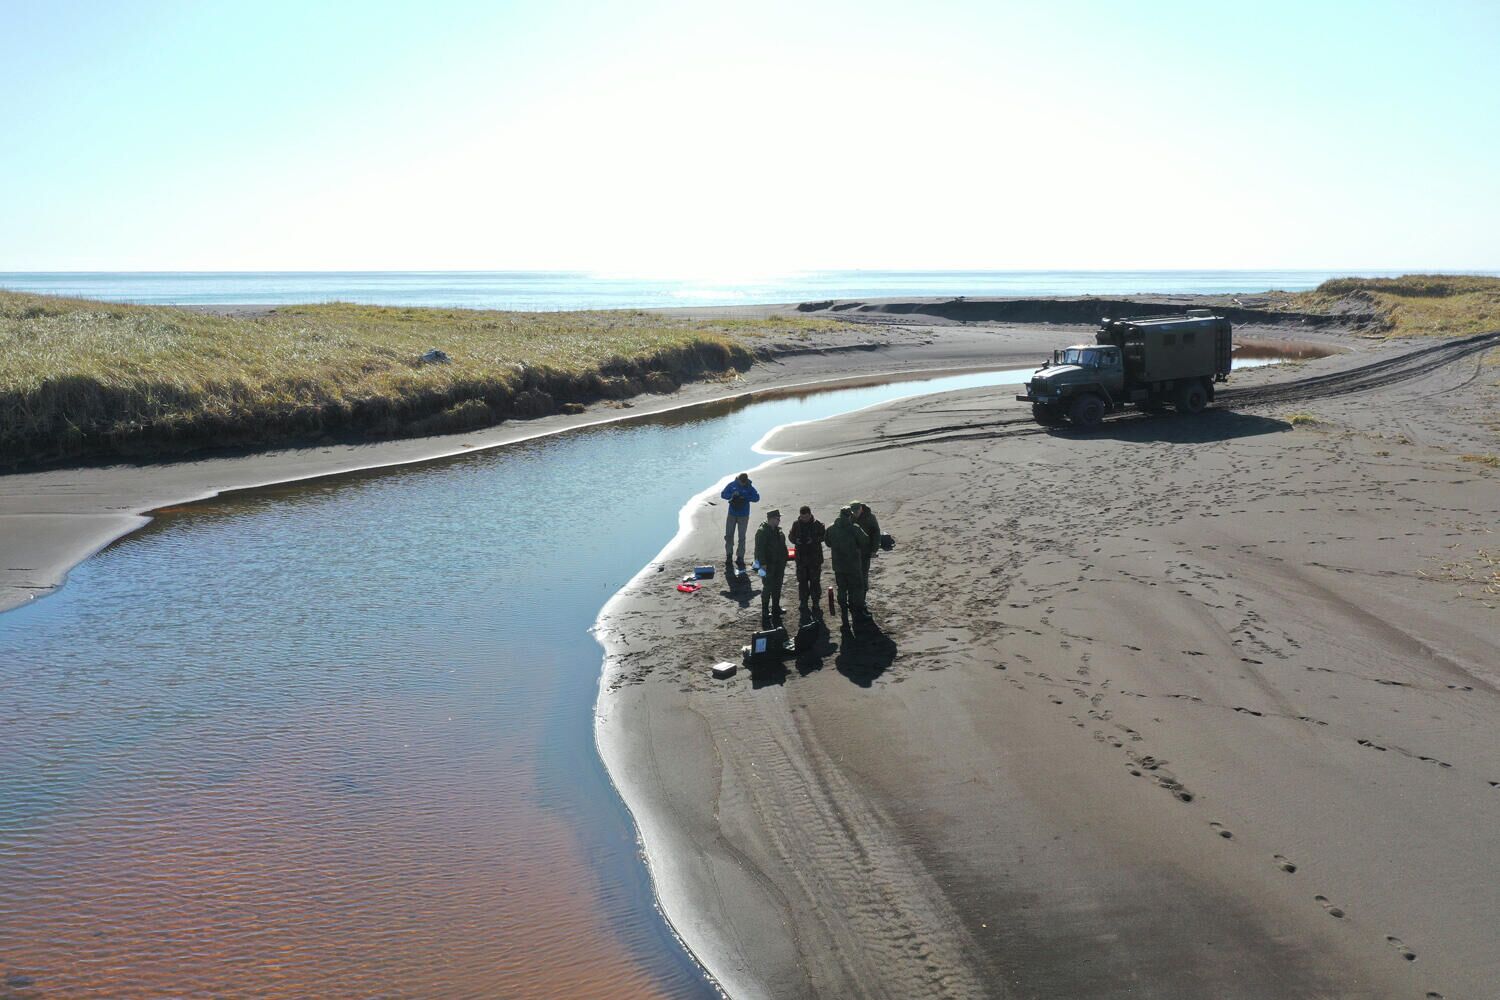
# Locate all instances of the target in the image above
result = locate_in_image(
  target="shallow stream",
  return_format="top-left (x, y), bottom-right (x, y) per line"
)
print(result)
top-left (0, 368), bottom-right (1042, 998)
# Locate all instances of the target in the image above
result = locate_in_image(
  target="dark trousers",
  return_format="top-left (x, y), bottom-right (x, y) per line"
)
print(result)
top-left (834, 569), bottom-right (866, 618)
top-left (860, 552), bottom-right (873, 586)
top-left (761, 564), bottom-right (786, 616)
top-left (796, 560), bottom-right (823, 611)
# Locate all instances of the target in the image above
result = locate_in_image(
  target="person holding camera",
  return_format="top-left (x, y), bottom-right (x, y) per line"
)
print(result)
top-left (720, 472), bottom-right (760, 570)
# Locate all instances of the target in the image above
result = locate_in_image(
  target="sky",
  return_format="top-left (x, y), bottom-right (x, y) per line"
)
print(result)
top-left (2, 0), bottom-right (1497, 273)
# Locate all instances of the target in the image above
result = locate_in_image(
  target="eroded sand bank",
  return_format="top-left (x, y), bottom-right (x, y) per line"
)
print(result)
top-left (0, 320), bottom-right (1068, 615)
top-left (597, 333), bottom-right (1499, 998)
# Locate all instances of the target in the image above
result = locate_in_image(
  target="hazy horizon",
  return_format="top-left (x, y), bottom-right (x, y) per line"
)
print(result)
top-left (4, 1), bottom-right (1497, 273)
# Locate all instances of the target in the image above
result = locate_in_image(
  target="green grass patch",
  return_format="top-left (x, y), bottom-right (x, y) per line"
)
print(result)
top-left (1271, 274), bottom-right (1500, 337)
top-left (0, 293), bottom-right (861, 466)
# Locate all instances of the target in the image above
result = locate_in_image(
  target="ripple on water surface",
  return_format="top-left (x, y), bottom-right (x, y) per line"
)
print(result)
top-left (0, 370), bottom-right (1031, 996)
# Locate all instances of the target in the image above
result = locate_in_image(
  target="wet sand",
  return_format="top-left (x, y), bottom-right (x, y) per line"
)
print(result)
top-left (597, 333), bottom-right (1500, 997)
top-left (6, 298), bottom-right (1471, 998)
top-left (0, 321), bottom-right (1043, 615)
top-left (0, 308), bottom-right (1332, 617)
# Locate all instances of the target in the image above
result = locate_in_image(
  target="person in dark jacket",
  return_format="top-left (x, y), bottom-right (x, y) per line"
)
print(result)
top-left (787, 505), bottom-right (826, 619)
top-left (824, 506), bottom-right (868, 631)
top-left (850, 501), bottom-right (881, 588)
top-left (753, 508), bottom-right (788, 624)
top-left (721, 472), bottom-right (760, 569)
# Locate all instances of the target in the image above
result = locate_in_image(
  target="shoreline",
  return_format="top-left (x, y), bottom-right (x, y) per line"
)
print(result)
top-left (4, 308), bottom-right (1436, 997)
top-left (0, 303), bottom-right (1347, 617)
top-left (590, 333), bottom-right (1499, 997)
top-left (3, 287), bottom-right (1368, 471)
top-left (0, 316), bottom-right (1062, 617)
top-left (589, 367), bottom-right (1035, 998)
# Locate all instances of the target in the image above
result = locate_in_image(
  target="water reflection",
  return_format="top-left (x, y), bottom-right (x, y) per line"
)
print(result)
top-left (1, 357), bottom-right (1295, 995)
top-left (0, 368), bottom-right (1029, 998)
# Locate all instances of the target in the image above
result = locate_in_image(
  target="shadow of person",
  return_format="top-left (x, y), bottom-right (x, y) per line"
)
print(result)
top-left (834, 622), bottom-right (897, 687)
top-left (793, 615), bottom-right (835, 677)
top-left (719, 572), bottom-right (755, 609)
top-left (749, 658), bottom-right (789, 689)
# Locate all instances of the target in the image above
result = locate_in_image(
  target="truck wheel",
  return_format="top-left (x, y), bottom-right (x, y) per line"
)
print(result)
top-left (1032, 403), bottom-right (1065, 426)
top-left (1069, 393), bottom-right (1105, 428)
top-left (1175, 381), bottom-right (1208, 415)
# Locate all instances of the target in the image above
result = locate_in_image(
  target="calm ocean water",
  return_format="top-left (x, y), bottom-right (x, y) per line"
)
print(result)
top-left (0, 270), bottom-right (1460, 311)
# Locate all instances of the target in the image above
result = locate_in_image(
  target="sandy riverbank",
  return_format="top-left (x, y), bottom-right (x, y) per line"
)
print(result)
top-left (596, 332), bottom-right (1499, 998)
top-left (0, 320), bottom-right (1061, 615)
top-left (1, 301), bottom-right (1440, 998)
top-left (0, 300), bottom-right (1333, 615)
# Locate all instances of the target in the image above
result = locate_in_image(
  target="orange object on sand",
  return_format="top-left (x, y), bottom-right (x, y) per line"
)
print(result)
top-left (677, 582), bottom-right (700, 593)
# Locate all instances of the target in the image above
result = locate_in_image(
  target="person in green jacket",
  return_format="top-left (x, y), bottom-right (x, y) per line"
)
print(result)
top-left (824, 506), bottom-right (869, 631)
top-left (753, 508), bottom-right (789, 625)
top-left (850, 501), bottom-right (881, 587)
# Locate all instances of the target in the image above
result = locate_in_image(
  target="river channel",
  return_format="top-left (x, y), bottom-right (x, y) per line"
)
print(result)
top-left (0, 369), bottom-right (1059, 998)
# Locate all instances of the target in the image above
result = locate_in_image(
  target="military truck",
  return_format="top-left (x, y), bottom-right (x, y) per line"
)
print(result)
top-left (1016, 310), bottom-right (1232, 427)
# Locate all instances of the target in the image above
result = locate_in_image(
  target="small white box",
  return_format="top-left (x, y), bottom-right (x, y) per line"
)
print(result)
top-left (711, 661), bottom-right (737, 680)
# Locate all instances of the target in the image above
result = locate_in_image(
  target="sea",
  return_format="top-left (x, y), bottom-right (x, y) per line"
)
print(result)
top-left (0, 270), bottom-right (1472, 311)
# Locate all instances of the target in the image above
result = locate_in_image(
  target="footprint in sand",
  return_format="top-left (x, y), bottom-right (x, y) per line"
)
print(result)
top-left (1314, 895), bottom-right (1345, 918)
top-left (1209, 821), bottom-right (1233, 840)
top-left (1385, 935), bottom-right (1417, 962)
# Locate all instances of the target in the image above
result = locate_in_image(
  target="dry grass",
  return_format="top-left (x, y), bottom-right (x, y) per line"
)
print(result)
top-left (1272, 274), bottom-right (1500, 337)
top-left (1288, 413), bottom-right (1320, 426)
top-left (1461, 453), bottom-right (1499, 468)
top-left (0, 293), bottom-right (859, 465)
top-left (1421, 547), bottom-right (1500, 608)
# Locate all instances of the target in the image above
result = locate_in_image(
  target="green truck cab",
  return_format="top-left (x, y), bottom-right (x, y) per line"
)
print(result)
top-left (1016, 311), bottom-right (1232, 427)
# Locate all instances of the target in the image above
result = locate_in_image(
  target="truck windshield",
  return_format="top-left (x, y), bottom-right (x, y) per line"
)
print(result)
top-left (1062, 347), bottom-right (1104, 367)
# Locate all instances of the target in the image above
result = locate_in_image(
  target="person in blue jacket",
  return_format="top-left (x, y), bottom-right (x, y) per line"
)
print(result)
top-left (721, 471), bottom-right (760, 569)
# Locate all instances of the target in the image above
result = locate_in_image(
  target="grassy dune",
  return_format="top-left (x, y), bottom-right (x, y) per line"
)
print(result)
top-left (1279, 274), bottom-right (1500, 336)
top-left (0, 294), bottom-right (858, 466)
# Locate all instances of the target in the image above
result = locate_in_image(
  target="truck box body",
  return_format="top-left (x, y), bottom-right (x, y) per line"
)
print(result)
top-left (1016, 312), bottom-right (1232, 426)
top-left (1096, 316), bottom-right (1232, 387)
